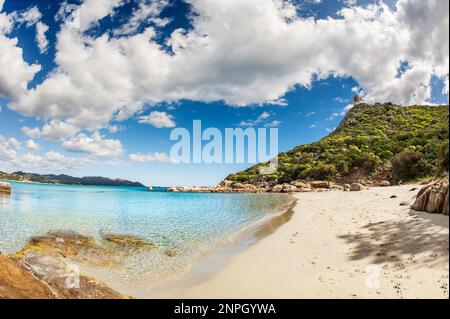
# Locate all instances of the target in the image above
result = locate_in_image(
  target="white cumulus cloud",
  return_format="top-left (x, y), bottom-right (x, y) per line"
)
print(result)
top-left (26, 139), bottom-right (40, 152)
top-left (35, 21), bottom-right (49, 53)
top-left (138, 111), bottom-right (176, 128)
top-left (0, 135), bottom-right (18, 160)
top-left (21, 126), bottom-right (40, 138)
top-left (63, 131), bottom-right (123, 157)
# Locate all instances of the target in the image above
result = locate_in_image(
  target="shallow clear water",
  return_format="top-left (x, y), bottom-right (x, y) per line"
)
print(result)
top-left (0, 181), bottom-right (288, 286)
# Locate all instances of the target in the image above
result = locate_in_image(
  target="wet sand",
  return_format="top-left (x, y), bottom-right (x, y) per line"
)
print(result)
top-left (140, 185), bottom-right (449, 299)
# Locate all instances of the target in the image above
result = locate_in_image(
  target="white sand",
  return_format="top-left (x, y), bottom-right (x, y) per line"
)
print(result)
top-left (144, 185), bottom-right (449, 299)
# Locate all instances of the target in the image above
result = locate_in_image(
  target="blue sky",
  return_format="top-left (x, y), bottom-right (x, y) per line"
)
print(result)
top-left (0, 0), bottom-right (448, 186)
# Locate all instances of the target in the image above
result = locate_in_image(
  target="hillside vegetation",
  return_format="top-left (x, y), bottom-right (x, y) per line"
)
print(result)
top-left (0, 171), bottom-right (144, 187)
top-left (227, 103), bottom-right (449, 186)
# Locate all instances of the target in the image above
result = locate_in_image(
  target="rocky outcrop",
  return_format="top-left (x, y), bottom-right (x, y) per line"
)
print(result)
top-left (412, 177), bottom-right (449, 215)
top-left (0, 230), bottom-right (166, 298)
top-left (167, 183), bottom-right (266, 193)
top-left (17, 231), bottom-right (157, 267)
top-left (1, 251), bottom-right (125, 299)
top-left (350, 183), bottom-right (365, 191)
top-left (378, 180), bottom-right (391, 187)
top-left (22, 231), bottom-right (118, 267)
top-left (166, 180), bottom-right (356, 193)
top-left (0, 181), bottom-right (11, 195)
top-left (271, 184), bottom-right (297, 193)
top-left (0, 253), bottom-right (55, 298)
top-left (310, 181), bottom-right (329, 189)
top-left (232, 183), bottom-right (257, 191)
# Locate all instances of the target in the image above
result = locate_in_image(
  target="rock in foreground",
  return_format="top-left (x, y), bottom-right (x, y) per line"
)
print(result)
top-left (0, 181), bottom-right (11, 195)
top-left (1, 251), bottom-right (125, 299)
top-left (0, 231), bottom-right (144, 299)
top-left (412, 177), bottom-right (449, 215)
top-left (0, 253), bottom-right (55, 298)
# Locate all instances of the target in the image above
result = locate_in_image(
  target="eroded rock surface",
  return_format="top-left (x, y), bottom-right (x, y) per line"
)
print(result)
top-left (0, 253), bottom-right (55, 299)
top-left (21, 231), bottom-right (119, 267)
top-left (412, 177), bottom-right (449, 215)
top-left (1, 230), bottom-right (159, 298)
top-left (1, 250), bottom-right (125, 299)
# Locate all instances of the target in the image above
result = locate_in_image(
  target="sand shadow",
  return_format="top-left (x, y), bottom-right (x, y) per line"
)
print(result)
top-left (338, 212), bottom-right (449, 267)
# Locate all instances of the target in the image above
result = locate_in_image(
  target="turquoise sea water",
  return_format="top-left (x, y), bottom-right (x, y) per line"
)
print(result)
top-left (0, 181), bottom-right (288, 286)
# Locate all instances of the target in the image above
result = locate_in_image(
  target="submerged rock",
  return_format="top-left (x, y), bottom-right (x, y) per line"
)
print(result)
top-left (22, 231), bottom-right (118, 267)
top-left (0, 181), bottom-right (11, 195)
top-left (101, 234), bottom-right (155, 251)
top-left (2, 230), bottom-right (164, 299)
top-left (19, 231), bottom-right (160, 268)
top-left (412, 177), bottom-right (449, 215)
top-left (1, 231), bottom-right (158, 298)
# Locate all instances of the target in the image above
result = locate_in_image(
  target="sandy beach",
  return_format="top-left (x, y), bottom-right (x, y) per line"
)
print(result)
top-left (144, 185), bottom-right (449, 299)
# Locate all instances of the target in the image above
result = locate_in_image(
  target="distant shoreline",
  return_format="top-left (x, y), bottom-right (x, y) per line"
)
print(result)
top-left (0, 171), bottom-right (144, 188)
top-left (0, 178), bottom-right (147, 188)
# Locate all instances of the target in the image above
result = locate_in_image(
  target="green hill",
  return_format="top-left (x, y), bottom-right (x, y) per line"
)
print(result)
top-left (226, 103), bottom-right (449, 186)
top-left (0, 171), bottom-right (144, 187)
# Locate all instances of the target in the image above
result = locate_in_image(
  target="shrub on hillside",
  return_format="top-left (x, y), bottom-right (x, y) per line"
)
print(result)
top-left (352, 152), bottom-right (380, 173)
top-left (391, 151), bottom-right (433, 183)
top-left (307, 164), bottom-right (337, 181)
top-left (438, 147), bottom-right (449, 173)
